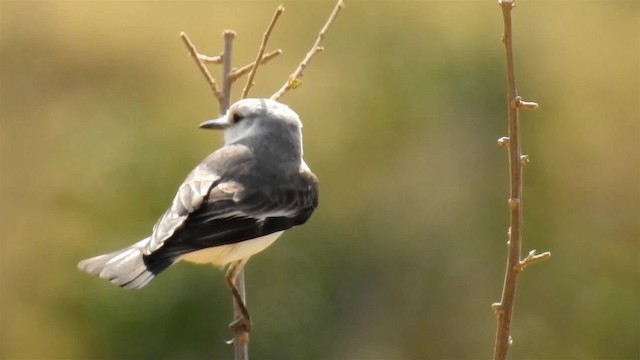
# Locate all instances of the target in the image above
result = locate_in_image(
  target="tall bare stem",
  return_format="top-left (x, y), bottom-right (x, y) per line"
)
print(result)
top-left (492, 1), bottom-right (549, 359)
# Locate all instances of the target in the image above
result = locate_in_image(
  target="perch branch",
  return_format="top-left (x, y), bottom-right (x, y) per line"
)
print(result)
top-left (241, 5), bottom-right (285, 99)
top-left (180, 32), bottom-right (224, 103)
top-left (492, 1), bottom-right (549, 360)
top-left (270, 0), bottom-right (345, 100)
top-left (216, 29), bottom-right (250, 360)
top-left (231, 270), bottom-right (248, 360)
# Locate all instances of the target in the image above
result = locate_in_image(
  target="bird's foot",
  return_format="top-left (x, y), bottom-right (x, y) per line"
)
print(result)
top-left (225, 316), bottom-right (251, 344)
top-left (229, 315), bottom-right (252, 334)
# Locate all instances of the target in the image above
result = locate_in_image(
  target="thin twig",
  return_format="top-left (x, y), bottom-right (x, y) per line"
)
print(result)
top-left (514, 96), bottom-right (539, 110)
top-left (519, 250), bottom-right (551, 271)
top-left (221, 30), bottom-right (236, 113)
top-left (199, 53), bottom-right (223, 64)
top-left (493, 1), bottom-right (522, 358)
top-left (180, 32), bottom-right (224, 103)
top-left (492, 1), bottom-right (548, 360)
top-left (229, 50), bottom-right (283, 81)
top-left (241, 5), bottom-right (285, 99)
top-left (270, 0), bottom-right (345, 101)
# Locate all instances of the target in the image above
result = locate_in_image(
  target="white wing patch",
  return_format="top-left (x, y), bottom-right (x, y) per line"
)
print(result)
top-left (145, 166), bottom-right (220, 254)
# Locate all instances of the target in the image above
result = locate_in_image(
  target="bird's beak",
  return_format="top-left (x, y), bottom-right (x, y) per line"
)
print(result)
top-left (199, 116), bottom-right (231, 130)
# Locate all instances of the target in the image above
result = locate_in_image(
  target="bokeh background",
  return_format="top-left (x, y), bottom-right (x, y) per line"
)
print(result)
top-left (1, 1), bottom-right (638, 359)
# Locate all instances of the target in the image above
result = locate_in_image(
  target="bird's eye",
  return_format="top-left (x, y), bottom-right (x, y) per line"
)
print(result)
top-left (232, 112), bottom-right (244, 123)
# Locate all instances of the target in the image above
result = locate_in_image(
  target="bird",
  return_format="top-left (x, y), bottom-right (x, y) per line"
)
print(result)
top-left (78, 98), bottom-right (319, 332)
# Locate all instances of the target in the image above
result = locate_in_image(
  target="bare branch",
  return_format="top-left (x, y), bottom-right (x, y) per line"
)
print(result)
top-left (220, 30), bottom-right (236, 113)
top-left (493, 1), bottom-right (523, 357)
top-left (492, 1), bottom-right (549, 359)
top-left (241, 5), bottom-right (285, 99)
top-left (270, 0), bottom-right (345, 101)
top-left (231, 271), bottom-right (249, 360)
top-left (180, 32), bottom-right (224, 103)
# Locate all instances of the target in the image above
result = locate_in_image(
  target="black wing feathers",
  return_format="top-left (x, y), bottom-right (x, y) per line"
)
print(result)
top-left (143, 147), bottom-right (318, 268)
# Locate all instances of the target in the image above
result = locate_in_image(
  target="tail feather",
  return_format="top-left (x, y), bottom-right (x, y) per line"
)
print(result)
top-left (78, 238), bottom-right (173, 290)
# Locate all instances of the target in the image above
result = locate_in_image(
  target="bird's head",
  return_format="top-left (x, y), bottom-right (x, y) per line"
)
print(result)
top-left (199, 98), bottom-right (302, 145)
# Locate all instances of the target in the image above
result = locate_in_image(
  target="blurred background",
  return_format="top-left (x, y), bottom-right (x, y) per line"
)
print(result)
top-left (1, 1), bottom-right (638, 359)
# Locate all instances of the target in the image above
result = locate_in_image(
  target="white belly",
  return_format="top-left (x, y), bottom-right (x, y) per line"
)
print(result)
top-left (180, 231), bottom-right (284, 266)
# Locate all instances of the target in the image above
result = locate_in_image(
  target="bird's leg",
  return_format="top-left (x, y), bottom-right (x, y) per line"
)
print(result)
top-left (225, 259), bottom-right (252, 334)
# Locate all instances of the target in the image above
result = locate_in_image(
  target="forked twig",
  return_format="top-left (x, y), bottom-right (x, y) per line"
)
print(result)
top-left (241, 5), bottom-right (285, 99)
top-left (180, 32), bottom-right (224, 103)
top-left (270, 0), bottom-right (345, 100)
